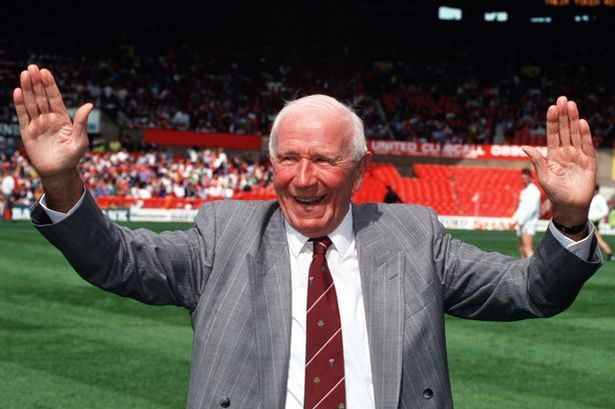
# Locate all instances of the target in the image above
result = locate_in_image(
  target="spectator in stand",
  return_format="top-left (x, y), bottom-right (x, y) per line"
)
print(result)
top-left (1, 167), bottom-right (15, 222)
top-left (513, 168), bottom-right (541, 258)
top-left (589, 184), bottom-right (613, 261)
top-left (383, 185), bottom-right (402, 203)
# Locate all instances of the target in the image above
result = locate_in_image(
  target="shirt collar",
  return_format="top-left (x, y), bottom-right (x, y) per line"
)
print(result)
top-left (284, 206), bottom-right (354, 258)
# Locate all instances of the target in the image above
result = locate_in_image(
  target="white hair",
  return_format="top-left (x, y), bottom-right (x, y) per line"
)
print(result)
top-left (268, 94), bottom-right (367, 161)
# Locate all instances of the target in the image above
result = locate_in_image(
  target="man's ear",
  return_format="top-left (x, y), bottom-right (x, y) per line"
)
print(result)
top-left (352, 151), bottom-right (373, 193)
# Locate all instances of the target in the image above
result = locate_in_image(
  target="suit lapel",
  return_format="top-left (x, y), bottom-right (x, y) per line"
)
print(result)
top-left (248, 203), bottom-right (405, 409)
top-left (354, 204), bottom-right (404, 409)
top-left (248, 207), bottom-right (292, 409)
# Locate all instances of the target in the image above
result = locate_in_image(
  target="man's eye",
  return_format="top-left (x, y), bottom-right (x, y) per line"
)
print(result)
top-left (314, 157), bottom-right (332, 164)
top-left (279, 155), bottom-right (298, 163)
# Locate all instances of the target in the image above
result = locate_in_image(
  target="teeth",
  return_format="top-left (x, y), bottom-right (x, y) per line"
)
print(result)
top-left (295, 196), bottom-right (322, 204)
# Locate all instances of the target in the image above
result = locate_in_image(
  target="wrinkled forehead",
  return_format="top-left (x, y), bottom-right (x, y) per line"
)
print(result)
top-left (276, 108), bottom-right (353, 145)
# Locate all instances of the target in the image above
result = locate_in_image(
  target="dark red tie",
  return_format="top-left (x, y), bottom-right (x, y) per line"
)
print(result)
top-left (304, 237), bottom-right (346, 409)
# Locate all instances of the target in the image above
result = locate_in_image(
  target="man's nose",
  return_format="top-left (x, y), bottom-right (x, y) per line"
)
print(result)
top-left (295, 159), bottom-right (316, 188)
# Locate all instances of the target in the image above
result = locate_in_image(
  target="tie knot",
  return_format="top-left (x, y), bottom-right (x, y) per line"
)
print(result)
top-left (310, 236), bottom-right (332, 255)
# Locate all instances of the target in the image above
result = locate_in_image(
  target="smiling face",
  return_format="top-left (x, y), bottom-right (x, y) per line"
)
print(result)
top-left (271, 108), bottom-right (371, 238)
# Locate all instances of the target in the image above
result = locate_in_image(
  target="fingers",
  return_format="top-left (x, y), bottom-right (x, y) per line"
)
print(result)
top-left (73, 103), bottom-right (94, 139)
top-left (522, 146), bottom-right (547, 180)
top-left (549, 96), bottom-right (587, 152)
top-left (20, 70), bottom-right (40, 120)
top-left (567, 100), bottom-right (581, 148)
top-left (28, 65), bottom-right (50, 115)
top-left (41, 68), bottom-right (67, 114)
top-left (557, 96), bottom-right (570, 147)
top-left (546, 105), bottom-right (559, 151)
top-left (12, 88), bottom-right (31, 134)
top-left (580, 119), bottom-right (595, 158)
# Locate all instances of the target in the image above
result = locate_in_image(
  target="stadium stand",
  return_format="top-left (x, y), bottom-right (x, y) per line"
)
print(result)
top-left (0, 10), bottom-right (609, 219)
top-left (4, 145), bottom-right (535, 218)
top-left (1, 33), bottom-right (611, 146)
top-left (353, 163), bottom-right (537, 218)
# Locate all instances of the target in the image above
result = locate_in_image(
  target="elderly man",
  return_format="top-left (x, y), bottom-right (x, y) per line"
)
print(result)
top-left (14, 64), bottom-right (600, 409)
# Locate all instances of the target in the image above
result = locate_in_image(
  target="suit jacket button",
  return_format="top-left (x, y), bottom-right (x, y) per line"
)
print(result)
top-left (423, 388), bottom-right (433, 399)
top-left (219, 396), bottom-right (231, 407)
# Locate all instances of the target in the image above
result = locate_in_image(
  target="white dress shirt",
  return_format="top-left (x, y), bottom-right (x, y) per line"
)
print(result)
top-left (284, 207), bottom-right (376, 409)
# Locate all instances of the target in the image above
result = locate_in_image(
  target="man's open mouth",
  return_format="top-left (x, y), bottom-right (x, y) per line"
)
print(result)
top-left (293, 195), bottom-right (325, 205)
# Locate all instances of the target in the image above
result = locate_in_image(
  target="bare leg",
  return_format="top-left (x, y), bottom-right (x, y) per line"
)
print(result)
top-left (594, 230), bottom-right (612, 260)
top-left (520, 234), bottom-right (534, 258)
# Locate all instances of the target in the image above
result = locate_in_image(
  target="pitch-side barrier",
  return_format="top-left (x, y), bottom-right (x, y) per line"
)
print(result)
top-left (12, 204), bottom-right (615, 234)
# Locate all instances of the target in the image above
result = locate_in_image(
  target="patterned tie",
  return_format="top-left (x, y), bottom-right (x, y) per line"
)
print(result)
top-left (304, 237), bottom-right (346, 409)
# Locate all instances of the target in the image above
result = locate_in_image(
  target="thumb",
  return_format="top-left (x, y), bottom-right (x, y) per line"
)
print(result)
top-left (522, 145), bottom-right (547, 180)
top-left (73, 103), bottom-right (94, 138)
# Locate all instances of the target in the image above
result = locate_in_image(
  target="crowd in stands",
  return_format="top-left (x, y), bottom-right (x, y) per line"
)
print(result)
top-left (1, 150), bottom-right (41, 209)
top-left (1, 146), bottom-right (274, 209)
top-left (371, 42), bottom-right (614, 146)
top-left (0, 45), bottom-right (386, 140)
top-left (2, 32), bottom-right (612, 147)
top-left (1, 26), bottom-right (613, 211)
top-left (84, 147), bottom-right (273, 200)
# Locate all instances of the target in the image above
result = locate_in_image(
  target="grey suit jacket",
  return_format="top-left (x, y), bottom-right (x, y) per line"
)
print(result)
top-left (31, 193), bottom-right (601, 409)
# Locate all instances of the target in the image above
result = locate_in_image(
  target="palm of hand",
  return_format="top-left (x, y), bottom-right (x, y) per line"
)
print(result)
top-left (22, 112), bottom-right (86, 178)
top-left (541, 146), bottom-right (595, 209)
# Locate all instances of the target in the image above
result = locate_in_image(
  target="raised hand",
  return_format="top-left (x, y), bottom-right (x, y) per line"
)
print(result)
top-left (14, 64), bottom-right (93, 178)
top-left (523, 96), bottom-right (596, 232)
top-left (13, 65), bottom-right (93, 211)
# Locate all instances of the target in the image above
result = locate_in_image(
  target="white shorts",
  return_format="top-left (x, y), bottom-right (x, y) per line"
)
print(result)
top-left (516, 220), bottom-right (538, 237)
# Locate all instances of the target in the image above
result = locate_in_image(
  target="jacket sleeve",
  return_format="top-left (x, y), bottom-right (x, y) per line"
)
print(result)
top-left (430, 209), bottom-right (602, 321)
top-left (31, 191), bottom-right (215, 310)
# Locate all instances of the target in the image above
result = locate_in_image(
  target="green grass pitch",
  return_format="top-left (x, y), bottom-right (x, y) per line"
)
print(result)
top-left (1, 221), bottom-right (613, 409)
